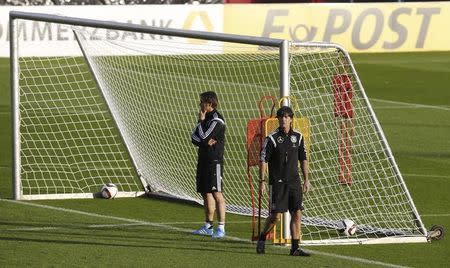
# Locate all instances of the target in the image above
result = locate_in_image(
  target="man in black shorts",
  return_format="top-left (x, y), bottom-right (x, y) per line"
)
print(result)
top-left (256, 106), bottom-right (311, 256)
top-left (191, 91), bottom-right (226, 239)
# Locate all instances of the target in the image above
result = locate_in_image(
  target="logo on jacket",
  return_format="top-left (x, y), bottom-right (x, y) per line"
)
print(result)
top-left (277, 136), bottom-right (284, 143)
top-left (290, 136), bottom-right (297, 144)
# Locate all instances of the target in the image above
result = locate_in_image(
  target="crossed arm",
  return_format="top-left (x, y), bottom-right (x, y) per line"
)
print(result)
top-left (191, 110), bottom-right (223, 147)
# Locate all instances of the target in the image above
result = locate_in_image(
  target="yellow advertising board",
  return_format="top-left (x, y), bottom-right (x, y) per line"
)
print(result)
top-left (224, 2), bottom-right (450, 52)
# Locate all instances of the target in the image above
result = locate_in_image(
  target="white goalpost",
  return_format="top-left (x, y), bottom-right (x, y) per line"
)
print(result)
top-left (10, 11), bottom-right (428, 245)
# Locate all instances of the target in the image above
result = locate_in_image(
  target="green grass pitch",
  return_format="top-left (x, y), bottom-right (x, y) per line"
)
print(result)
top-left (0, 52), bottom-right (449, 267)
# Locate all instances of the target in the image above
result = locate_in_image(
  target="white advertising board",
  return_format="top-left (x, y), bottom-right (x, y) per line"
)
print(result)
top-left (1, 5), bottom-right (223, 56)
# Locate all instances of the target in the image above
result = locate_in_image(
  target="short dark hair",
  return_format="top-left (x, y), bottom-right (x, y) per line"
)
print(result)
top-left (200, 91), bottom-right (218, 109)
top-left (276, 106), bottom-right (294, 118)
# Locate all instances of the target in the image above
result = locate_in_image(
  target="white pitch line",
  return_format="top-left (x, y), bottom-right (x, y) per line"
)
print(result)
top-left (371, 98), bottom-right (450, 111)
top-left (0, 198), bottom-right (408, 268)
top-left (87, 222), bottom-right (149, 228)
top-left (373, 106), bottom-right (429, 110)
top-left (4, 221), bottom-right (251, 232)
top-left (306, 249), bottom-right (409, 268)
top-left (403, 173), bottom-right (450, 179)
top-left (0, 198), bottom-right (193, 233)
top-left (88, 220), bottom-right (250, 228)
top-left (421, 213), bottom-right (450, 217)
top-left (158, 220), bottom-right (250, 225)
top-left (3, 223), bottom-right (172, 232)
top-left (3, 226), bottom-right (60, 232)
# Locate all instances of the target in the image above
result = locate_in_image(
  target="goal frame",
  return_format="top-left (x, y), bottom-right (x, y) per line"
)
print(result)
top-left (10, 11), bottom-right (428, 244)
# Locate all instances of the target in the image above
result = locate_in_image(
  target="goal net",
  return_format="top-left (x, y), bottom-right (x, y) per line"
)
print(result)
top-left (11, 12), bottom-right (427, 244)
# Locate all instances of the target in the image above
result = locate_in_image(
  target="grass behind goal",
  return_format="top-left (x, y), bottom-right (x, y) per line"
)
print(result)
top-left (1, 52), bottom-right (450, 266)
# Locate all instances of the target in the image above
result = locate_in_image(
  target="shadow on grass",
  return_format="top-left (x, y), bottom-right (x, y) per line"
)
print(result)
top-left (0, 219), bottom-right (253, 250)
top-left (0, 233), bottom-right (288, 257)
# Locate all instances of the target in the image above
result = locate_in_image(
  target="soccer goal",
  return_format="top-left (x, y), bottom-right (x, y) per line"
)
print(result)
top-left (10, 11), bottom-right (428, 244)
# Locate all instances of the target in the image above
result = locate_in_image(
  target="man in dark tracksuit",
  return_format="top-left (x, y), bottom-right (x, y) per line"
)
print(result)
top-left (256, 106), bottom-right (311, 256)
top-left (191, 91), bottom-right (226, 239)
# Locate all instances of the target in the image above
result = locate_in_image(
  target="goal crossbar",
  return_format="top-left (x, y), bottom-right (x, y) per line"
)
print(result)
top-left (9, 11), bottom-right (284, 47)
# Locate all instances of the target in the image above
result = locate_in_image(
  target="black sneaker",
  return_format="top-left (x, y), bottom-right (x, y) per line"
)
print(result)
top-left (256, 240), bottom-right (265, 254)
top-left (290, 248), bottom-right (311, 257)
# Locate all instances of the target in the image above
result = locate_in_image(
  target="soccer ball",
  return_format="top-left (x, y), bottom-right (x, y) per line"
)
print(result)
top-left (101, 183), bottom-right (118, 199)
top-left (342, 219), bottom-right (357, 236)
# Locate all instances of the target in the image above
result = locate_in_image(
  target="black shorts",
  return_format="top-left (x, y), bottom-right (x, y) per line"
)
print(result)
top-left (269, 181), bottom-right (303, 213)
top-left (196, 161), bottom-right (223, 194)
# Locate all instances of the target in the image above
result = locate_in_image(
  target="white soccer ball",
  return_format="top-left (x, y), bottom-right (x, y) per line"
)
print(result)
top-left (101, 183), bottom-right (118, 199)
top-left (342, 219), bottom-right (357, 236)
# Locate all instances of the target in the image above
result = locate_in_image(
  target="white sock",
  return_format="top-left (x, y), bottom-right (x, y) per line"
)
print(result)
top-left (218, 223), bottom-right (225, 231)
top-left (204, 222), bottom-right (212, 229)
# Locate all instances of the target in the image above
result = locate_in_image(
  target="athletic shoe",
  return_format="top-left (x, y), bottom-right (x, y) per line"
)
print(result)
top-left (212, 228), bottom-right (226, 239)
top-left (290, 248), bottom-right (311, 257)
top-left (192, 225), bottom-right (213, 236)
top-left (256, 240), bottom-right (265, 254)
